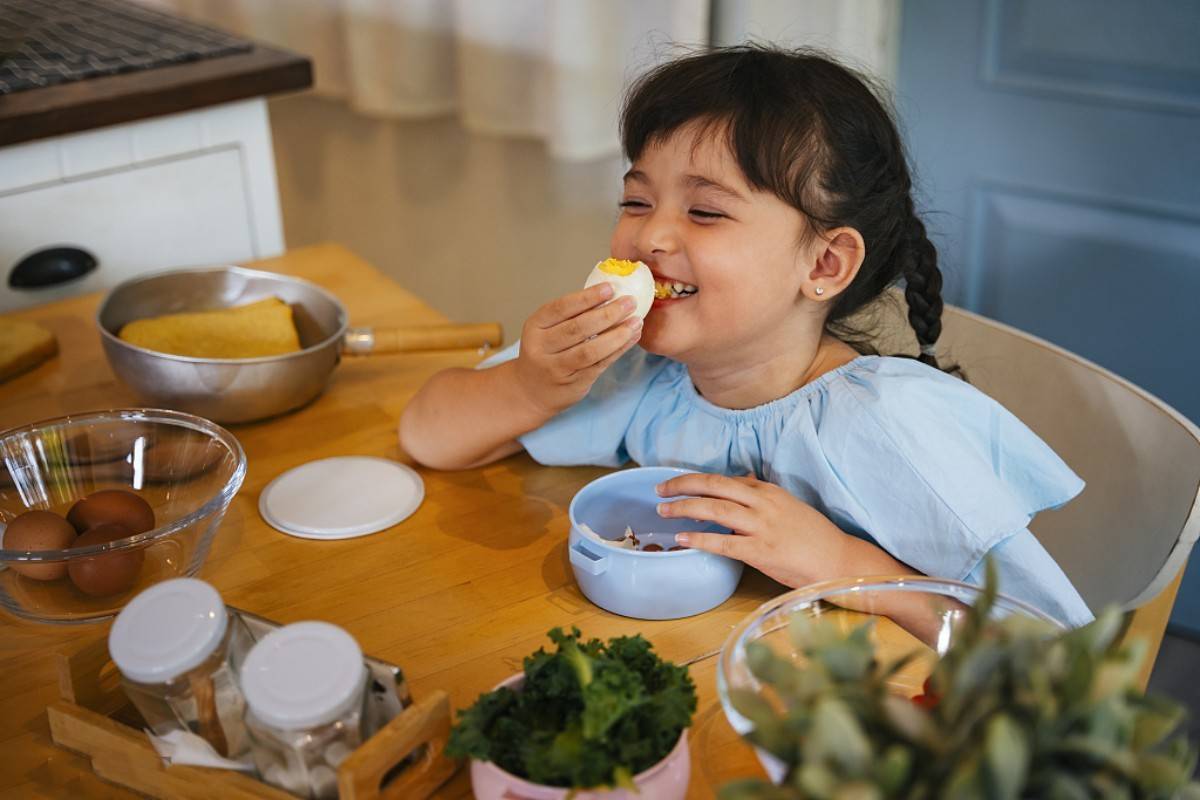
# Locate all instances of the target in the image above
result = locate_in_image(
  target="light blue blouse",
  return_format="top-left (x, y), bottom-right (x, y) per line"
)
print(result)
top-left (481, 344), bottom-right (1093, 627)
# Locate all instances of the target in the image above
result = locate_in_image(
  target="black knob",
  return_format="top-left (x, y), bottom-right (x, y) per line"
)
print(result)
top-left (9, 246), bottom-right (98, 289)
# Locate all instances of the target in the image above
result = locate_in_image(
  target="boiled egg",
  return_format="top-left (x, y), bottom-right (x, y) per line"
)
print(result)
top-left (2, 510), bottom-right (77, 580)
top-left (583, 258), bottom-right (655, 321)
top-left (68, 523), bottom-right (145, 597)
top-left (67, 489), bottom-right (155, 535)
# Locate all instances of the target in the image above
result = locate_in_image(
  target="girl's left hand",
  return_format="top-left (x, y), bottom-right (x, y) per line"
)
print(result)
top-left (655, 472), bottom-right (853, 588)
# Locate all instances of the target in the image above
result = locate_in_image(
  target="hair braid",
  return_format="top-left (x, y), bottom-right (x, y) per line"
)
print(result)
top-left (901, 197), bottom-right (945, 369)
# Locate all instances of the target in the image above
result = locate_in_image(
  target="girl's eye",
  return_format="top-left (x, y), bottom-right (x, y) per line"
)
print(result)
top-left (619, 200), bottom-right (651, 212)
top-left (689, 208), bottom-right (725, 220)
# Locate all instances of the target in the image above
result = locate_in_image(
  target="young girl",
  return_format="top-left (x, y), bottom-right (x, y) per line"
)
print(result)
top-left (400, 46), bottom-right (1093, 627)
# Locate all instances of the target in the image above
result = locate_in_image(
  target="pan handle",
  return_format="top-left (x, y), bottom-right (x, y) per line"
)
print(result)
top-left (343, 323), bottom-right (503, 355)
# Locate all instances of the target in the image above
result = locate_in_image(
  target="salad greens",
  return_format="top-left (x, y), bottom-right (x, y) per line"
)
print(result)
top-left (446, 627), bottom-right (697, 789)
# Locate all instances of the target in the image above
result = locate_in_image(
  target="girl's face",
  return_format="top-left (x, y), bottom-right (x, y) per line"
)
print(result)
top-left (610, 125), bottom-right (815, 365)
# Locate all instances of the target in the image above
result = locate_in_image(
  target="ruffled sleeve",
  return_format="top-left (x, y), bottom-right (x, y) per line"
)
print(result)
top-left (963, 530), bottom-right (1094, 626)
top-left (811, 359), bottom-right (1085, 584)
top-left (476, 342), bottom-right (671, 467)
top-left (475, 341), bottom-right (520, 370)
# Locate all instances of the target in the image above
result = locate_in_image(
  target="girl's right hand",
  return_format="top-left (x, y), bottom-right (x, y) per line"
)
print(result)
top-left (514, 282), bottom-right (644, 416)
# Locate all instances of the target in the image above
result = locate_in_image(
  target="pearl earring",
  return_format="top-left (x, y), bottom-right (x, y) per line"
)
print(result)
top-left (814, 286), bottom-right (825, 296)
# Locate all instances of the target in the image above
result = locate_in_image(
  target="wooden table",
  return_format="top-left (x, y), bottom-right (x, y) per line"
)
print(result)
top-left (0, 243), bottom-right (776, 798)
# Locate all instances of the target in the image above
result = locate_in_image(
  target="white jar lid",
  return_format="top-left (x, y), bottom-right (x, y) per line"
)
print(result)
top-left (240, 621), bottom-right (366, 731)
top-left (108, 578), bottom-right (228, 684)
top-left (258, 457), bottom-right (424, 540)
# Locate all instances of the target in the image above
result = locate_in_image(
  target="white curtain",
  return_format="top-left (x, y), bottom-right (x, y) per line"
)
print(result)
top-left (142, 0), bottom-right (710, 161)
top-left (711, 0), bottom-right (900, 89)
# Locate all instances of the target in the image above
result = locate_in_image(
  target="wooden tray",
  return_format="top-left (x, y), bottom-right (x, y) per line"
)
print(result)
top-left (47, 608), bottom-right (460, 799)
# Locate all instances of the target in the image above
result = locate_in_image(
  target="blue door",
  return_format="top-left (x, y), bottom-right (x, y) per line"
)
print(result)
top-left (897, 0), bottom-right (1200, 633)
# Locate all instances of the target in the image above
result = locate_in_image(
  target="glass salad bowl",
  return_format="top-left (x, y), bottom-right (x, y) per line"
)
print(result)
top-left (717, 575), bottom-right (1065, 782)
top-left (0, 409), bottom-right (246, 623)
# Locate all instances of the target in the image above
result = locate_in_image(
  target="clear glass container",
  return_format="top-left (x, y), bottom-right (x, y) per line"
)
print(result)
top-left (0, 409), bottom-right (246, 624)
top-left (717, 575), bottom-right (1065, 783)
top-left (241, 621), bottom-right (368, 799)
top-left (108, 577), bottom-right (253, 758)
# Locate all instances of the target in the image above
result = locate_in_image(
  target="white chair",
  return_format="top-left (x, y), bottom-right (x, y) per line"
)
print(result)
top-left (869, 295), bottom-right (1200, 684)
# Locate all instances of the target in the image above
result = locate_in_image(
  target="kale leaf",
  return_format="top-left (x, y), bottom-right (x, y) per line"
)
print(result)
top-left (445, 627), bottom-right (697, 788)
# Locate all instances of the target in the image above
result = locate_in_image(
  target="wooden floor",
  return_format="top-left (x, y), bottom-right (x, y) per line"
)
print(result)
top-left (269, 92), bottom-right (625, 345)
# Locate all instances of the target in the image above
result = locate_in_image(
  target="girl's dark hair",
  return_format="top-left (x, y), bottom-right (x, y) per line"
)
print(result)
top-left (621, 45), bottom-right (953, 373)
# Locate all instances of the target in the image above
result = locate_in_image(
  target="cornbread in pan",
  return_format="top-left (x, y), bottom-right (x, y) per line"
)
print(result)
top-left (118, 297), bottom-right (302, 358)
top-left (0, 318), bottom-right (58, 382)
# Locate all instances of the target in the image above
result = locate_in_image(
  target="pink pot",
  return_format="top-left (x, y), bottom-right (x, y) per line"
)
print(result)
top-left (468, 673), bottom-right (691, 800)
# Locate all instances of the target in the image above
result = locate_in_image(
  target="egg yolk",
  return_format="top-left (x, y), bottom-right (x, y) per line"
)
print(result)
top-left (597, 258), bottom-right (642, 277)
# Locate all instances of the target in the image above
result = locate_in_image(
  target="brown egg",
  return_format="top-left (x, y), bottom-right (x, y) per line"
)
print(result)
top-left (3, 510), bottom-right (76, 580)
top-left (642, 543), bottom-right (664, 552)
top-left (67, 523), bottom-right (145, 597)
top-left (67, 490), bottom-right (155, 535)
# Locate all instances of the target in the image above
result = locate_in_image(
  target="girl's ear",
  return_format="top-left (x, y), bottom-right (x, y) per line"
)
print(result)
top-left (804, 227), bottom-right (865, 301)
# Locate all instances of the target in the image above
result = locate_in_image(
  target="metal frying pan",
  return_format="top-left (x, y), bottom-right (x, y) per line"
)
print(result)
top-left (97, 266), bottom-right (503, 424)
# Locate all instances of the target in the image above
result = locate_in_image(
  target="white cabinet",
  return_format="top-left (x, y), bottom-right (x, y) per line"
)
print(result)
top-left (0, 98), bottom-right (284, 313)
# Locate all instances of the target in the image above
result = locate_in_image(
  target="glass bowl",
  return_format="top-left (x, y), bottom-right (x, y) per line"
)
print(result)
top-left (717, 575), bottom-right (1064, 782)
top-left (0, 409), bottom-right (246, 624)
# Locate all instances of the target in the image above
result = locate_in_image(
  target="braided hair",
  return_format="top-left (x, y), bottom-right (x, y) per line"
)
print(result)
top-left (621, 45), bottom-right (957, 374)
top-left (901, 197), bottom-right (945, 368)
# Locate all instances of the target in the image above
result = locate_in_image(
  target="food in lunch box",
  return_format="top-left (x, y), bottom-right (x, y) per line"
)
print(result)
top-left (579, 523), bottom-right (636, 550)
top-left (2, 510), bottom-right (77, 580)
top-left (579, 523), bottom-right (687, 553)
top-left (67, 489), bottom-right (155, 535)
top-left (583, 258), bottom-right (655, 320)
top-left (117, 297), bottom-right (302, 359)
top-left (68, 522), bottom-right (145, 596)
top-left (447, 627), bottom-right (696, 790)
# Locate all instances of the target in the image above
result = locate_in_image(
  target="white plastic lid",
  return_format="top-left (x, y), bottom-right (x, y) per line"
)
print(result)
top-left (240, 621), bottom-right (366, 731)
top-left (108, 578), bottom-right (228, 684)
top-left (258, 456), bottom-right (424, 540)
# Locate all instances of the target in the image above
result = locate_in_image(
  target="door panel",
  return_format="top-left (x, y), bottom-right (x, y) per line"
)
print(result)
top-left (898, 0), bottom-right (1200, 633)
top-left (983, 0), bottom-right (1200, 112)
top-left (971, 185), bottom-right (1200, 402)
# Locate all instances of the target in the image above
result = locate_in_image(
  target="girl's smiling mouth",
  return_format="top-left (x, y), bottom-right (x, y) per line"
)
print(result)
top-left (652, 273), bottom-right (698, 302)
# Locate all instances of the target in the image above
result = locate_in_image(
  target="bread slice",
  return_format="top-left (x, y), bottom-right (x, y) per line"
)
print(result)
top-left (118, 297), bottom-right (302, 359)
top-left (0, 318), bottom-right (58, 382)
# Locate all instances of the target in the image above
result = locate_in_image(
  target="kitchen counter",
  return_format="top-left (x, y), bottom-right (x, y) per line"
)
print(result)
top-left (0, 0), bottom-right (311, 148)
top-left (0, 243), bottom-right (773, 798)
top-left (0, 42), bottom-right (309, 147)
top-left (0, 2), bottom-right (311, 313)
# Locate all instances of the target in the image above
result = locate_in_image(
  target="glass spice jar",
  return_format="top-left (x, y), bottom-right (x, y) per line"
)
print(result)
top-left (108, 578), bottom-right (253, 758)
top-left (240, 621), bottom-right (369, 799)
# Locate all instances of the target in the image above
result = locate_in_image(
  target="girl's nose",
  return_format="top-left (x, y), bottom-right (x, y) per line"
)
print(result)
top-left (634, 210), bottom-right (680, 256)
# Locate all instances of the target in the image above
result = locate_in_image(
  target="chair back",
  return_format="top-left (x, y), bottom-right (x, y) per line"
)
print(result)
top-left (866, 296), bottom-right (1200, 611)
